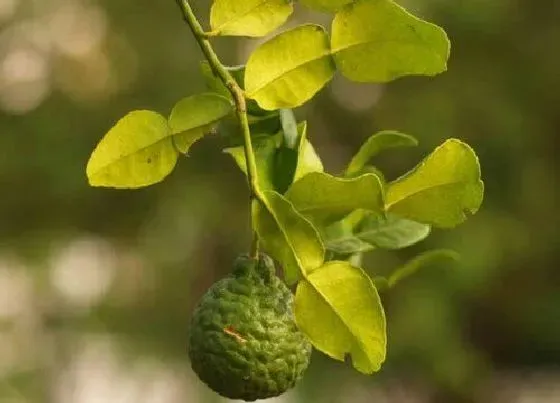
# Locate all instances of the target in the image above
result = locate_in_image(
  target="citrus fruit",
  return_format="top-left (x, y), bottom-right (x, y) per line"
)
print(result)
top-left (188, 253), bottom-right (312, 401)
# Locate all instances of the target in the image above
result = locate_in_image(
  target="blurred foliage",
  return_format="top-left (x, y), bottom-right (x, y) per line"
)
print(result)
top-left (0, 0), bottom-right (559, 402)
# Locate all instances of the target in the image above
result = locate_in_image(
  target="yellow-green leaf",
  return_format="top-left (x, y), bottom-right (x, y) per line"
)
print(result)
top-left (169, 93), bottom-right (232, 153)
top-left (331, 0), bottom-right (450, 82)
top-left (86, 110), bottom-right (177, 189)
top-left (386, 139), bottom-right (484, 228)
top-left (295, 261), bottom-right (386, 373)
top-left (294, 121), bottom-right (324, 182)
top-left (286, 172), bottom-right (384, 224)
top-left (245, 24), bottom-right (336, 110)
top-left (345, 130), bottom-right (418, 176)
top-left (210, 0), bottom-right (293, 37)
top-left (253, 191), bottom-right (325, 283)
top-left (301, 0), bottom-right (353, 12)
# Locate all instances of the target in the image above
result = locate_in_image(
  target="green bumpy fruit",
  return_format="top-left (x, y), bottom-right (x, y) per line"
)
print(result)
top-left (188, 254), bottom-right (312, 401)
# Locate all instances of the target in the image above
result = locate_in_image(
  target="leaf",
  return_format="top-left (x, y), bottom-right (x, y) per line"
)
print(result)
top-left (286, 172), bottom-right (384, 224)
top-left (386, 249), bottom-right (460, 288)
top-left (386, 139), bottom-right (484, 228)
top-left (169, 93), bottom-right (232, 153)
top-left (345, 130), bottom-right (418, 176)
top-left (295, 261), bottom-right (386, 373)
top-left (279, 108), bottom-right (299, 149)
top-left (225, 122), bottom-right (323, 194)
top-left (245, 24), bottom-right (336, 110)
top-left (210, 0), bottom-right (294, 37)
top-left (355, 214), bottom-right (431, 249)
top-left (323, 212), bottom-right (430, 254)
top-left (293, 121), bottom-right (324, 182)
top-left (253, 191), bottom-right (325, 283)
top-left (331, 0), bottom-right (450, 82)
top-left (301, 0), bottom-right (353, 12)
top-left (86, 110), bottom-right (178, 188)
top-left (224, 135), bottom-right (280, 191)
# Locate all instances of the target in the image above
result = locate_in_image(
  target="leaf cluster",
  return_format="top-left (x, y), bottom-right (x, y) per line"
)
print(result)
top-left (85, 0), bottom-right (484, 375)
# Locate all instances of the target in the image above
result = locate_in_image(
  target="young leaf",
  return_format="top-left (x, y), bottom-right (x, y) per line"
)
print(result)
top-left (386, 249), bottom-right (460, 288)
top-left (301, 0), bottom-right (353, 13)
top-left (87, 110), bottom-right (177, 188)
top-left (169, 93), bottom-right (233, 153)
top-left (331, 0), bottom-right (450, 82)
top-left (276, 121), bottom-right (324, 193)
top-left (285, 172), bottom-right (384, 224)
top-left (295, 261), bottom-right (386, 373)
top-left (345, 131), bottom-right (418, 176)
top-left (293, 121), bottom-right (324, 182)
top-left (323, 212), bottom-right (430, 254)
top-left (245, 24), bottom-right (336, 110)
top-left (386, 139), bottom-right (484, 228)
top-left (224, 135), bottom-right (280, 191)
top-left (279, 108), bottom-right (299, 149)
top-left (225, 122), bottom-right (323, 194)
top-left (253, 191), bottom-right (325, 284)
top-left (210, 0), bottom-right (293, 37)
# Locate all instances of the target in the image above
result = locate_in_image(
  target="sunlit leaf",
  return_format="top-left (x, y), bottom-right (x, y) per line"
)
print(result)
top-left (253, 191), bottom-right (325, 283)
top-left (386, 139), bottom-right (484, 228)
top-left (345, 130), bottom-right (418, 176)
top-left (301, 0), bottom-right (353, 12)
top-left (286, 172), bottom-right (384, 224)
top-left (245, 24), bottom-right (336, 110)
top-left (87, 110), bottom-right (177, 188)
top-left (169, 93), bottom-right (232, 153)
top-left (210, 0), bottom-right (294, 37)
top-left (331, 0), bottom-right (450, 82)
top-left (295, 261), bottom-right (386, 373)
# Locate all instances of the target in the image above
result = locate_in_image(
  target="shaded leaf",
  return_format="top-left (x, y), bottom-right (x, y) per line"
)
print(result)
top-left (286, 172), bottom-right (384, 224)
top-left (323, 212), bottom-right (430, 254)
top-left (345, 130), bottom-right (418, 176)
top-left (225, 122), bottom-right (322, 194)
top-left (387, 249), bottom-right (460, 288)
top-left (280, 108), bottom-right (299, 149)
top-left (295, 261), bottom-right (386, 373)
top-left (386, 139), bottom-right (484, 228)
top-left (210, 0), bottom-right (293, 37)
top-left (224, 135), bottom-right (280, 191)
top-left (293, 121), bottom-right (324, 182)
top-left (331, 0), bottom-right (450, 82)
top-left (245, 24), bottom-right (336, 110)
top-left (87, 110), bottom-right (177, 188)
top-left (253, 191), bottom-right (325, 283)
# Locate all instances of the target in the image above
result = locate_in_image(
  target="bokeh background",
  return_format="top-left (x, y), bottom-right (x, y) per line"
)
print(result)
top-left (1, 0), bottom-right (559, 402)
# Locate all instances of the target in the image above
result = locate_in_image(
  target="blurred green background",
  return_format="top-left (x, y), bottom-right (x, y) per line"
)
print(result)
top-left (1, 0), bottom-right (559, 402)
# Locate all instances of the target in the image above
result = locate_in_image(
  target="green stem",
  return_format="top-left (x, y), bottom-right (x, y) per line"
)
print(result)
top-left (174, 0), bottom-right (260, 258)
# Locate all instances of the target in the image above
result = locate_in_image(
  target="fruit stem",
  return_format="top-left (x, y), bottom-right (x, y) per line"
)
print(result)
top-left (174, 0), bottom-right (260, 258)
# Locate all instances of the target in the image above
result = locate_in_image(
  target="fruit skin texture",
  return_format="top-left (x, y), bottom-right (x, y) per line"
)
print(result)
top-left (188, 254), bottom-right (312, 401)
